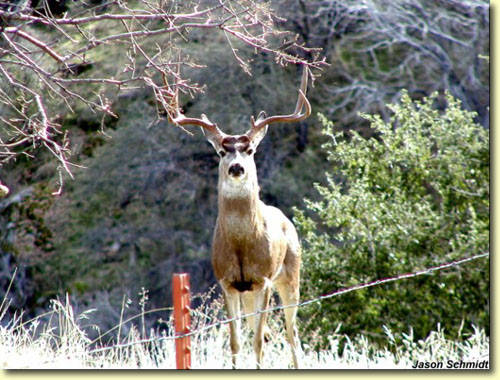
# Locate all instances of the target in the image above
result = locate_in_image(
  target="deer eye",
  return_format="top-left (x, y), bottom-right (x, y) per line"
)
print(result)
top-left (219, 150), bottom-right (226, 157)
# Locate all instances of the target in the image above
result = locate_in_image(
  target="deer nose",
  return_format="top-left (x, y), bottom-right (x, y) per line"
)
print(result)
top-left (228, 163), bottom-right (245, 177)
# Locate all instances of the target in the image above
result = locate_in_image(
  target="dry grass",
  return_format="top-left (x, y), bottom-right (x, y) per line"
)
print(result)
top-left (1, 292), bottom-right (489, 369)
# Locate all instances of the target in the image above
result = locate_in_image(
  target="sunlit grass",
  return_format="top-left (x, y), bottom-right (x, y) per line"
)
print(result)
top-left (0, 293), bottom-right (489, 369)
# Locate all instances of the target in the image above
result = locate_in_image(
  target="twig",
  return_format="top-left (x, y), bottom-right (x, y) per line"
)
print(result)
top-left (4, 27), bottom-right (65, 63)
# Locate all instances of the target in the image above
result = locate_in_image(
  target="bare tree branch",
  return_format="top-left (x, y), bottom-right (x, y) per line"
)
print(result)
top-left (275, 0), bottom-right (488, 132)
top-left (0, 0), bottom-right (324, 190)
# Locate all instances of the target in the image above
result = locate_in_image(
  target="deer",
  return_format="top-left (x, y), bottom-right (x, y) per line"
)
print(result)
top-left (165, 66), bottom-right (311, 369)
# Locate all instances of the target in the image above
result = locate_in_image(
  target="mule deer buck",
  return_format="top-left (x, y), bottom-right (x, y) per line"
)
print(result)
top-left (165, 66), bottom-right (311, 369)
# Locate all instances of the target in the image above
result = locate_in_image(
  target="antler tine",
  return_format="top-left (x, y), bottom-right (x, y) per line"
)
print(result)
top-left (162, 73), bottom-right (223, 138)
top-left (249, 65), bottom-right (311, 135)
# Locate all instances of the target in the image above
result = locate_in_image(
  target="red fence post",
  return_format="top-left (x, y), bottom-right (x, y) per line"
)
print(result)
top-left (173, 273), bottom-right (191, 369)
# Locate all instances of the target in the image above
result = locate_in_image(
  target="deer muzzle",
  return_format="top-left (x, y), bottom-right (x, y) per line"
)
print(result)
top-left (228, 163), bottom-right (245, 177)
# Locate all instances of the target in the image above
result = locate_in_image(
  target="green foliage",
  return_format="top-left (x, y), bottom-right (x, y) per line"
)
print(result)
top-left (295, 91), bottom-right (489, 347)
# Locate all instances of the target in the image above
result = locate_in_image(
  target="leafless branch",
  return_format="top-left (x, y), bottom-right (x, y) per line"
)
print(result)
top-left (275, 0), bottom-right (489, 132)
top-left (0, 0), bottom-right (324, 191)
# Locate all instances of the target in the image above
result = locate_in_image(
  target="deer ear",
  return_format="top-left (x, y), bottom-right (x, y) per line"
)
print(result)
top-left (246, 124), bottom-right (268, 150)
top-left (203, 128), bottom-right (222, 151)
top-left (201, 119), bottom-right (224, 152)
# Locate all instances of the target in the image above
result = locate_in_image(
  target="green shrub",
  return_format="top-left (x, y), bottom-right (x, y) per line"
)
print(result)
top-left (295, 91), bottom-right (489, 348)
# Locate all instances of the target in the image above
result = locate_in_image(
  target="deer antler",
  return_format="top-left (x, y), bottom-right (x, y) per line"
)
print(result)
top-left (162, 73), bottom-right (224, 139)
top-left (247, 65), bottom-right (311, 140)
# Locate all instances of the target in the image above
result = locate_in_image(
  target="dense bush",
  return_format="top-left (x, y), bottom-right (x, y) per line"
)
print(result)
top-left (295, 91), bottom-right (489, 347)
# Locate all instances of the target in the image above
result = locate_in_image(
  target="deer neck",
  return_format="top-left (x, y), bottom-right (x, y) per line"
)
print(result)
top-left (217, 172), bottom-right (264, 238)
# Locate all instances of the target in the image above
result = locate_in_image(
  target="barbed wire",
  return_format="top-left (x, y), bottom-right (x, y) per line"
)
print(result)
top-left (89, 252), bottom-right (489, 354)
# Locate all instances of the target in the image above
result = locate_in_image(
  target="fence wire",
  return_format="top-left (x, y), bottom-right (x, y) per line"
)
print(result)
top-left (89, 252), bottom-right (489, 353)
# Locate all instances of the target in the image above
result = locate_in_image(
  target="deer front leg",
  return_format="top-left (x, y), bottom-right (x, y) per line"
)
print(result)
top-left (278, 285), bottom-right (301, 369)
top-left (276, 270), bottom-right (302, 368)
top-left (253, 280), bottom-right (272, 369)
top-left (222, 288), bottom-right (241, 369)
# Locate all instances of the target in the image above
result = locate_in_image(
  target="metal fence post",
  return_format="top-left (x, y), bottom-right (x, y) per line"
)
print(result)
top-left (173, 273), bottom-right (191, 369)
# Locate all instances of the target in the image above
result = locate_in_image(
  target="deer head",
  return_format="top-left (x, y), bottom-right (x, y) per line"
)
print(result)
top-left (165, 66), bottom-right (311, 199)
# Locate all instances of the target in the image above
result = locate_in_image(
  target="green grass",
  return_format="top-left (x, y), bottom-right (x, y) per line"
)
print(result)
top-left (0, 292), bottom-right (489, 369)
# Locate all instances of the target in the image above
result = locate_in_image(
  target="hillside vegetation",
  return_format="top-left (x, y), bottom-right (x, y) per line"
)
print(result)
top-left (0, 0), bottom-right (489, 352)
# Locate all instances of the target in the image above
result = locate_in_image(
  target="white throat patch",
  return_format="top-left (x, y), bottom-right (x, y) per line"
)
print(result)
top-left (220, 175), bottom-right (254, 199)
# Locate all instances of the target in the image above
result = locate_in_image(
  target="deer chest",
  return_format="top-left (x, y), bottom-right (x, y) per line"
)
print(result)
top-left (211, 234), bottom-right (286, 293)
